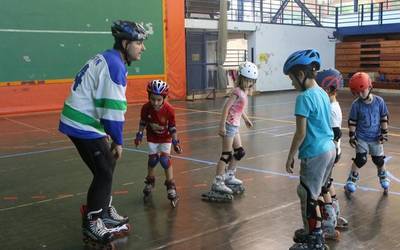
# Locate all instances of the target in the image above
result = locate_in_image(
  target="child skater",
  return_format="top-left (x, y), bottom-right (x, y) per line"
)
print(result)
top-left (345, 72), bottom-right (390, 196)
top-left (316, 69), bottom-right (349, 235)
top-left (294, 68), bottom-right (348, 243)
top-left (202, 62), bottom-right (258, 202)
top-left (134, 80), bottom-right (183, 207)
top-left (283, 49), bottom-right (336, 250)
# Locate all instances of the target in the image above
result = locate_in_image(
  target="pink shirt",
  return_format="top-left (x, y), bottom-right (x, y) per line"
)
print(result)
top-left (226, 87), bottom-right (248, 126)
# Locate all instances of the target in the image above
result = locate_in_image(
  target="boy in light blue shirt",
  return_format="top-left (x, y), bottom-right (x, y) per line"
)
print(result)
top-left (283, 49), bottom-right (336, 250)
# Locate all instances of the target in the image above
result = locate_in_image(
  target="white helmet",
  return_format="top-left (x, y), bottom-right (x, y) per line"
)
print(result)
top-left (239, 62), bottom-right (258, 80)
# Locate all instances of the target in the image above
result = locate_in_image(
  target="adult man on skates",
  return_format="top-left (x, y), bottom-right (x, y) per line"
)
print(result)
top-left (59, 20), bottom-right (147, 246)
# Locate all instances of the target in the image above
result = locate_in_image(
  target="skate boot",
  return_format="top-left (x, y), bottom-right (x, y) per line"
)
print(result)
top-left (290, 229), bottom-right (329, 250)
top-left (81, 208), bottom-right (115, 249)
top-left (344, 171), bottom-right (359, 197)
top-left (332, 198), bottom-right (348, 230)
top-left (102, 196), bottom-right (129, 227)
top-left (102, 197), bottom-right (131, 237)
top-left (322, 204), bottom-right (340, 241)
top-left (202, 175), bottom-right (234, 202)
top-left (165, 179), bottom-right (179, 208)
top-left (143, 176), bottom-right (155, 201)
top-left (224, 169), bottom-right (245, 195)
top-left (378, 168), bottom-right (390, 195)
top-left (293, 228), bottom-right (308, 243)
top-left (294, 227), bottom-right (339, 243)
top-left (81, 204), bottom-right (131, 240)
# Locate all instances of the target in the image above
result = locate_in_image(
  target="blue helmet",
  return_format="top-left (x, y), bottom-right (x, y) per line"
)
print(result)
top-left (316, 68), bottom-right (343, 92)
top-left (283, 49), bottom-right (321, 75)
top-left (111, 20), bottom-right (147, 41)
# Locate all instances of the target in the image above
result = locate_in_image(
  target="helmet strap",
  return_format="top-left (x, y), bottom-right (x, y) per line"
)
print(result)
top-left (123, 41), bottom-right (132, 66)
top-left (362, 88), bottom-right (372, 101)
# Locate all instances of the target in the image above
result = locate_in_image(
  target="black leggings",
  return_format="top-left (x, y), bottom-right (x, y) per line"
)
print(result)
top-left (69, 136), bottom-right (116, 214)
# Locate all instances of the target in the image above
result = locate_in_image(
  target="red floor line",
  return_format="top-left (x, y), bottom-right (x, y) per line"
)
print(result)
top-left (31, 195), bottom-right (47, 200)
top-left (3, 196), bottom-right (18, 201)
top-left (113, 190), bottom-right (129, 195)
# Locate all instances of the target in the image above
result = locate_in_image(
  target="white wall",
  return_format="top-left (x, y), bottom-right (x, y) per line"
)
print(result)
top-left (185, 19), bottom-right (336, 92)
top-left (248, 23), bottom-right (336, 92)
top-left (185, 19), bottom-right (256, 32)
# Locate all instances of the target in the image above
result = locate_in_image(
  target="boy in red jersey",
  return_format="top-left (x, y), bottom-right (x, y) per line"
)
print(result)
top-left (134, 80), bottom-right (182, 207)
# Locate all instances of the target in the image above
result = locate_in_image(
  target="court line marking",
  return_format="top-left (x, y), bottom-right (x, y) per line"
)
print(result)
top-left (0, 146), bottom-right (73, 159)
top-left (152, 200), bottom-right (299, 250)
top-left (173, 107), bottom-right (400, 137)
top-left (1, 148), bottom-right (399, 211)
top-left (1, 144), bottom-right (398, 196)
top-left (0, 123), bottom-right (293, 159)
top-left (124, 148), bottom-right (400, 196)
top-left (0, 28), bottom-right (109, 34)
top-left (3, 117), bottom-right (53, 134)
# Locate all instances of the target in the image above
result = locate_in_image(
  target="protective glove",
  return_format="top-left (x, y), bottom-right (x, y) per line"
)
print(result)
top-left (378, 128), bottom-right (388, 144)
top-left (349, 131), bottom-right (357, 148)
top-left (172, 138), bottom-right (183, 154)
top-left (134, 131), bottom-right (143, 147)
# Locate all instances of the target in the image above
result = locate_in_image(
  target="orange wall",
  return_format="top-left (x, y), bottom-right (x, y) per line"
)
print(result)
top-left (0, 0), bottom-right (186, 115)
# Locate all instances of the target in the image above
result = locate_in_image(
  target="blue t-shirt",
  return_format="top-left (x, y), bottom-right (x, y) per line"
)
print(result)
top-left (295, 86), bottom-right (335, 159)
top-left (348, 95), bottom-right (389, 142)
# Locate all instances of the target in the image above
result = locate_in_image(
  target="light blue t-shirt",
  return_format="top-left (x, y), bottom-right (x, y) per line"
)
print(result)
top-left (295, 86), bottom-right (335, 159)
top-left (348, 95), bottom-right (389, 142)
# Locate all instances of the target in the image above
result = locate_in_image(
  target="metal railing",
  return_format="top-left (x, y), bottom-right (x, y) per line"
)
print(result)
top-left (185, 0), bottom-right (400, 28)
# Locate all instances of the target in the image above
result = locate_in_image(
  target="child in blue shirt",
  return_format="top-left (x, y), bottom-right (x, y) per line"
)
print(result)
top-left (345, 72), bottom-right (390, 195)
top-left (283, 49), bottom-right (336, 250)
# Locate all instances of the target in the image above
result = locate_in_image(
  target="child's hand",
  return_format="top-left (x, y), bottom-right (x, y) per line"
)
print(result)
top-left (349, 137), bottom-right (358, 148)
top-left (245, 119), bottom-right (253, 128)
top-left (379, 129), bottom-right (388, 144)
top-left (172, 139), bottom-right (183, 154)
top-left (286, 157), bottom-right (294, 174)
top-left (349, 131), bottom-right (357, 148)
top-left (218, 127), bottom-right (226, 137)
top-left (134, 131), bottom-right (143, 147)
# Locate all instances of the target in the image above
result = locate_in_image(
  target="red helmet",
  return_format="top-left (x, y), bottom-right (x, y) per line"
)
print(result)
top-left (349, 72), bottom-right (372, 93)
top-left (147, 80), bottom-right (169, 97)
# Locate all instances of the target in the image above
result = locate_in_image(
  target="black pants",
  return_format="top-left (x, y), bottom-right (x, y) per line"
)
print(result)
top-left (69, 136), bottom-right (116, 214)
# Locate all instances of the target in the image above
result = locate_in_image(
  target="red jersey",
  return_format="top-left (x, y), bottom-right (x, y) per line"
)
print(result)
top-left (140, 101), bottom-right (176, 143)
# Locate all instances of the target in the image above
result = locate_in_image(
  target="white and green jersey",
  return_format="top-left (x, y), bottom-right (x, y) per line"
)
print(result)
top-left (59, 49), bottom-right (127, 145)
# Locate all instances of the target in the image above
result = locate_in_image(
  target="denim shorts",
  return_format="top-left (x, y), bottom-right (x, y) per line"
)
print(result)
top-left (356, 138), bottom-right (384, 156)
top-left (225, 123), bottom-right (239, 137)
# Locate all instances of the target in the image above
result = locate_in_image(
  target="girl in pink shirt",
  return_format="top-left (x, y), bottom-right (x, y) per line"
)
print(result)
top-left (202, 62), bottom-right (258, 202)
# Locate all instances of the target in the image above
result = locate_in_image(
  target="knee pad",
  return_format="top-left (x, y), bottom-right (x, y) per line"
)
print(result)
top-left (220, 151), bottom-right (233, 164)
top-left (353, 153), bottom-right (367, 168)
top-left (372, 155), bottom-right (385, 168)
top-left (159, 153), bottom-right (171, 169)
top-left (148, 154), bottom-right (159, 168)
top-left (233, 147), bottom-right (245, 161)
top-left (297, 182), bottom-right (321, 233)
